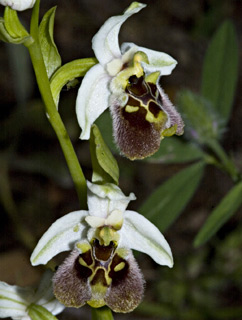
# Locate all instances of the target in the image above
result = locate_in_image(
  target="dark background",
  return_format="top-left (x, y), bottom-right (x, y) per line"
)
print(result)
top-left (0, 0), bottom-right (242, 319)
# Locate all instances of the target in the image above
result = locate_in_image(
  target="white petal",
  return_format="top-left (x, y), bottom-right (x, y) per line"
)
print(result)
top-left (85, 216), bottom-right (106, 228)
top-left (121, 42), bottom-right (177, 75)
top-left (0, 0), bottom-right (36, 11)
top-left (30, 211), bottom-right (88, 266)
top-left (0, 282), bottom-right (30, 319)
top-left (87, 181), bottom-right (136, 218)
top-left (33, 271), bottom-right (65, 315)
top-left (76, 64), bottom-right (110, 140)
top-left (92, 2), bottom-right (146, 65)
top-left (120, 211), bottom-right (173, 267)
top-left (106, 209), bottom-right (123, 228)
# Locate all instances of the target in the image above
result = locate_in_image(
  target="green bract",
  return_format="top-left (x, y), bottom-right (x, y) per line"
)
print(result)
top-left (0, 8), bottom-right (33, 45)
top-left (90, 124), bottom-right (119, 185)
top-left (39, 7), bottom-right (61, 78)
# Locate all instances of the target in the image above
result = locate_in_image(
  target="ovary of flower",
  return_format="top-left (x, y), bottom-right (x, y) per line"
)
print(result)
top-left (76, 2), bottom-right (184, 160)
top-left (0, 0), bottom-right (36, 11)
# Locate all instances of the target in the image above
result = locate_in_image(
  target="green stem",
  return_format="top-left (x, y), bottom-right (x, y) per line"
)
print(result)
top-left (207, 139), bottom-right (240, 182)
top-left (91, 307), bottom-right (114, 320)
top-left (26, 0), bottom-right (87, 207)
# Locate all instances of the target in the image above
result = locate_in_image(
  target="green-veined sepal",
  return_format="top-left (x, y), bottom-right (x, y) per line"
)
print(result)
top-left (30, 211), bottom-right (88, 266)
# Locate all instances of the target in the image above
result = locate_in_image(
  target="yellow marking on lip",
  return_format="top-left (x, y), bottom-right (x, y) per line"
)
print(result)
top-left (162, 124), bottom-right (177, 137)
top-left (125, 105), bottom-right (139, 113)
top-left (76, 242), bottom-right (91, 253)
top-left (145, 108), bottom-right (166, 124)
top-left (79, 257), bottom-right (88, 267)
top-left (114, 262), bottom-right (125, 272)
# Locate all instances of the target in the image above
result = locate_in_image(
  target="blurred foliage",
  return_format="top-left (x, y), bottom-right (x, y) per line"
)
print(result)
top-left (137, 225), bottom-right (242, 320)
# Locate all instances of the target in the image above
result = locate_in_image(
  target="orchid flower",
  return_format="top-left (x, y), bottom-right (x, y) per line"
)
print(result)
top-left (0, 270), bottom-right (64, 320)
top-left (76, 2), bottom-right (184, 160)
top-left (30, 181), bottom-right (173, 313)
top-left (0, 0), bottom-right (36, 11)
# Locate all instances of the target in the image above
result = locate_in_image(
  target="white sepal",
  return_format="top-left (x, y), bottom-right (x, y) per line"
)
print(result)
top-left (76, 63), bottom-right (110, 140)
top-left (30, 211), bottom-right (88, 266)
top-left (120, 210), bottom-right (173, 267)
top-left (92, 2), bottom-right (146, 66)
top-left (0, 0), bottom-right (36, 11)
top-left (121, 42), bottom-right (177, 76)
top-left (0, 282), bottom-right (30, 319)
top-left (87, 181), bottom-right (136, 218)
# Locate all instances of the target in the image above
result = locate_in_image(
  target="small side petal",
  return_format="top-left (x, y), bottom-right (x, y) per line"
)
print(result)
top-left (30, 211), bottom-right (88, 266)
top-left (0, 282), bottom-right (30, 319)
top-left (120, 211), bottom-right (173, 267)
top-left (92, 2), bottom-right (146, 65)
top-left (87, 181), bottom-right (136, 218)
top-left (76, 64), bottom-right (110, 140)
top-left (121, 42), bottom-right (177, 75)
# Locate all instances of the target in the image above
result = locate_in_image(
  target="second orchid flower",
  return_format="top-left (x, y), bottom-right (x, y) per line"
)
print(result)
top-left (76, 2), bottom-right (184, 160)
top-left (30, 181), bottom-right (173, 313)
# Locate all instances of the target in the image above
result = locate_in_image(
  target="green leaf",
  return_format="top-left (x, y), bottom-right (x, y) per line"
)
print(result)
top-left (201, 20), bottom-right (239, 122)
top-left (39, 7), bottom-right (61, 78)
top-left (139, 162), bottom-right (205, 232)
top-left (90, 125), bottom-right (119, 185)
top-left (91, 306), bottom-right (114, 320)
top-left (50, 58), bottom-right (97, 107)
top-left (145, 136), bottom-right (204, 164)
top-left (28, 304), bottom-right (58, 320)
top-left (194, 181), bottom-right (242, 247)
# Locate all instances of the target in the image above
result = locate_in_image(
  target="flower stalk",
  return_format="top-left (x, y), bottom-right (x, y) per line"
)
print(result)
top-left (26, 0), bottom-right (87, 207)
top-left (92, 307), bottom-right (113, 320)
top-left (91, 306), bottom-right (114, 320)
